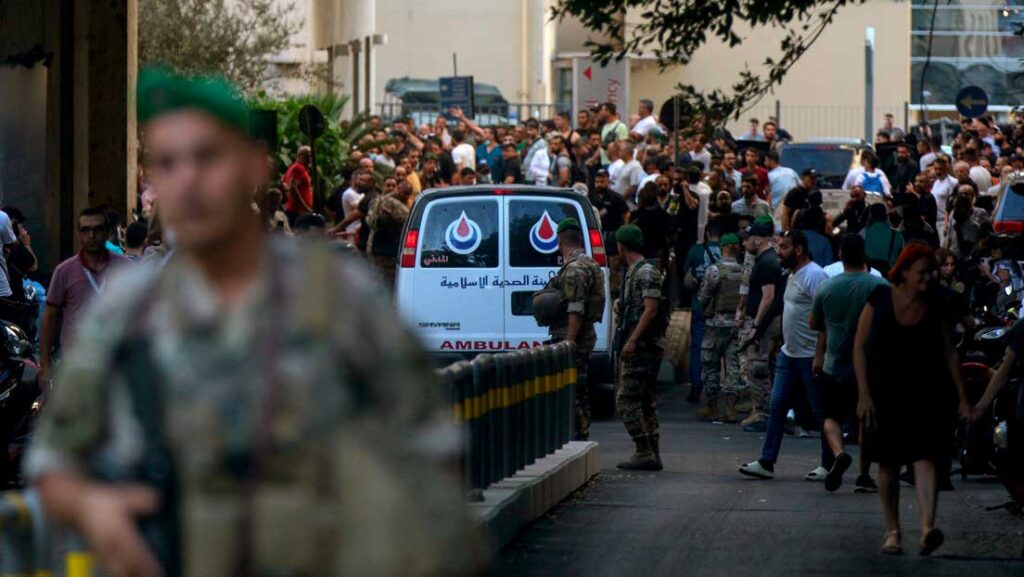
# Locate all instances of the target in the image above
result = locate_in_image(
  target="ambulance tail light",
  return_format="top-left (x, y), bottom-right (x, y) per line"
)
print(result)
top-left (401, 229), bottom-right (419, 268)
top-left (993, 220), bottom-right (1023, 234)
top-left (589, 229), bottom-right (607, 267)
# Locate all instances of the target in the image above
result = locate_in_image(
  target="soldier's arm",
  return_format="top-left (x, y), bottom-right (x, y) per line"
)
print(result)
top-left (626, 269), bottom-right (662, 346)
top-left (561, 264), bottom-right (588, 342)
top-left (627, 297), bottom-right (660, 347)
top-left (697, 265), bottom-right (719, 309)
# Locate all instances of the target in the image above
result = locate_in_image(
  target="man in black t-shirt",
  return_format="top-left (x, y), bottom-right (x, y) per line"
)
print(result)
top-left (739, 220), bottom-right (784, 430)
top-left (590, 170), bottom-right (629, 233)
top-left (781, 169), bottom-right (818, 231)
top-left (499, 144), bottom-right (524, 184)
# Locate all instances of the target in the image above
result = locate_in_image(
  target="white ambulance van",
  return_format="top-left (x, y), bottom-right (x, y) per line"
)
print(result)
top-left (395, 185), bottom-right (614, 385)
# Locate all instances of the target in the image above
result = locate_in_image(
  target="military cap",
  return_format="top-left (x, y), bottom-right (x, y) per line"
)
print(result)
top-left (755, 214), bottom-right (774, 225)
top-left (557, 217), bottom-right (581, 234)
top-left (720, 233), bottom-right (740, 248)
top-left (137, 67), bottom-right (249, 134)
top-left (615, 224), bottom-right (644, 250)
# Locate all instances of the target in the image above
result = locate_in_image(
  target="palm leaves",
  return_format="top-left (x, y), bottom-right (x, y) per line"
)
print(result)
top-left (251, 93), bottom-right (382, 197)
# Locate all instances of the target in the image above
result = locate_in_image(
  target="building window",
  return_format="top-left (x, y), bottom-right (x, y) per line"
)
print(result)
top-left (911, 2), bottom-right (1024, 106)
top-left (556, 67), bottom-right (572, 111)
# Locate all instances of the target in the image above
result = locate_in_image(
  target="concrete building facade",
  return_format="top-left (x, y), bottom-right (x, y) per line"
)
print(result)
top-left (297, 0), bottom-right (914, 140)
top-left (1, 0), bottom-right (137, 269)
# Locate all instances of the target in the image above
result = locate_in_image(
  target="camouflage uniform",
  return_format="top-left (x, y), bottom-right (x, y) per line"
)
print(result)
top-left (549, 248), bottom-right (606, 440)
top-left (366, 193), bottom-right (411, 288)
top-left (26, 239), bottom-right (479, 577)
top-left (697, 257), bottom-right (743, 396)
top-left (738, 239), bottom-right (778, 394)
top-left (616, 259), bottom-right (666, 441)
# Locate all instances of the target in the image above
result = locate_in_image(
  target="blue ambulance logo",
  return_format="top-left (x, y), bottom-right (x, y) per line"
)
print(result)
top-left (529, 211), bottom-right (560, 254)
top-left (445, 211), bottom-right (482, 255)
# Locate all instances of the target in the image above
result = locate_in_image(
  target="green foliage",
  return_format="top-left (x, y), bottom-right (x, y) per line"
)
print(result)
top-left (250, 93), bottom-right (381, 198)
top-left (551, 0), bottom-right (867, 133)
top-left (139, 0), bottom-right (299, 93)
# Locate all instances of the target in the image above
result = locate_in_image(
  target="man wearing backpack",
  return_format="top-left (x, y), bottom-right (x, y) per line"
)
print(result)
top-left (615, 225), bottom-right (669, 471)
top-left (682, 223), bottom-right (725, 403)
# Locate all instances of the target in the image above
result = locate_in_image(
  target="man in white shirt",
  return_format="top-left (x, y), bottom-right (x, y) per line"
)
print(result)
top-left (606, 141), bottom-right (624, 189)
top-left (918, 137), bottom-right (939, 172)
top-left (690, 134), bottom-right (712, 171)
top-left (739, 118), bottom-right (765, 141)
top-left (722, 148), bottom-right (744, 197)
top-left (683, 166), bottom-right (713, 243)
top-left (963, 149), bottom-right (992, 193)
top-left (340, 170), bottom-right (368, 236)
top-left (613, 141), bottom-right (644, 201)
top-left (450, 130), bottom-right (476, 172)
top-left (528, 140), bottom-right (551, 185)
top-left (930, 156), bottom-right (958, 239)
top-left (631, 99), bottom-right (660, 139)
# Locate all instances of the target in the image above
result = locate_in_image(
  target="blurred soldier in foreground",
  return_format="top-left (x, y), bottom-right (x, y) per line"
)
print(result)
top-left (614, 225), bottom-right (667, 471)
top-left (536, 218), bottom-right (606, 441)
top-left (27, 68), bottom-right (478, 577)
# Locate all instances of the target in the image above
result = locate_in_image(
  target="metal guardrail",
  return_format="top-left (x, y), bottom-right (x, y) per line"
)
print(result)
top-left (438, 342), bottom-right (577, 492)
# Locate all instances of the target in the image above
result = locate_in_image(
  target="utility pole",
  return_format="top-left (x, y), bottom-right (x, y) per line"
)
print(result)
top-left (864, 27), bottom-right (875, 144)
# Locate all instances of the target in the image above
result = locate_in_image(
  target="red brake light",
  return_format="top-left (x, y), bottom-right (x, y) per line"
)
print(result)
top-left (993, 221), bottom-right (1023, 234)
top-left (493, 189), bottom-right (514, 195)
top-left (401, 229), bottom-right (419, 268)
top-left (588, 229), bottom-right (607, 267)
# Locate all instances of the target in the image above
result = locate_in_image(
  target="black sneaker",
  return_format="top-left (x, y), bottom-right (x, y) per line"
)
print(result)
top-left (825, 452), bottom-right (853, 492)
top-left (854, 474), bottom-right (878, 493)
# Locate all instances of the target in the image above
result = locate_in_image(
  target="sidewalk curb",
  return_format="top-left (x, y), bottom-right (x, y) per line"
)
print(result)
top-left (469, 441), bottom-right (600, 555)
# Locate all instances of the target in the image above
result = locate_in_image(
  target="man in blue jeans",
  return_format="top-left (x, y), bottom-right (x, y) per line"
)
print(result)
top-left (739, 230), bottom-right (832, 480)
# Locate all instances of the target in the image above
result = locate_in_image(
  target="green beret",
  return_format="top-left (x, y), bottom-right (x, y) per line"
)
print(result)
top-left (137, 67), bottom-right (249, 134)
top-left (615, 224), bottom-right (644, 250)
top-left (755, 214), bottom-right (775, 226)
top-left (720, 233), bottom-right (740, 248)
top-left (557, 218), bottom-right (581, 234)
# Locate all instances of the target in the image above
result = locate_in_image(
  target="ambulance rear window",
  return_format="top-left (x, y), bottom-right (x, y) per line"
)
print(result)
top-left (508, 199), bottom-right (582, 268)
top-left (419, 199), bottom-right (499, 268)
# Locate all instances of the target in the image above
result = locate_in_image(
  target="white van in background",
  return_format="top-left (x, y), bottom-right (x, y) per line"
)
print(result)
top-left (396, 185), bottom-right (614, 385)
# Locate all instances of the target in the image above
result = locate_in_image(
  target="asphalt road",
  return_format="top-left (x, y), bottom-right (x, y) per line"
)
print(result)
top-left (492, 385), bottom-right (1024, 577)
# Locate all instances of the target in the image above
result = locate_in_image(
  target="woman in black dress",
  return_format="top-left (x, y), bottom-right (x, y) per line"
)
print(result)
top-left (853, 244), bottom-right (971, 556)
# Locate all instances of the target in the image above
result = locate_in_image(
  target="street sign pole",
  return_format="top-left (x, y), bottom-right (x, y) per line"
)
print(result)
top-left (865, 27), bottom-right (875, 144)
top-left (298, 105), bottom-right (327, 214)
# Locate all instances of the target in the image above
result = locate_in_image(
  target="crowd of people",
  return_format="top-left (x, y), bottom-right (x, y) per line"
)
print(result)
top-left (282, 97), bottom-right (1019, 557)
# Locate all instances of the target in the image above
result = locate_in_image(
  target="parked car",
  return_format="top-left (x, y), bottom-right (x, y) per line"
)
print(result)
top-left (396, 185), bottom-right (615, 389)
top-left (779, 140), bottom-right (872, 215)
top-left (993, 172), bottom-right (1024, 235)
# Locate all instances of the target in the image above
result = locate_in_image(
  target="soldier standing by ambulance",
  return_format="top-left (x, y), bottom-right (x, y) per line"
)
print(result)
top-left (696, 233), bottom-right (745, 423)
top-left (614, 225), bottom-right (668, 471)
top-left (542, 218), bottom-right (606, 441)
